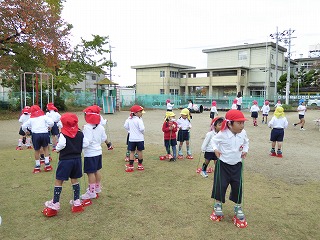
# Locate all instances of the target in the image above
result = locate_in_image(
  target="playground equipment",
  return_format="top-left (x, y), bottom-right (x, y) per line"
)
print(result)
top-left (94, 78), bottom-right (118, 114)
top-left (20, 72), bottom-right (54, 109)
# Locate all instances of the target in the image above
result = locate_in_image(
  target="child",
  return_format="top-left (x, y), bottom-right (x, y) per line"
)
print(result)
top-left (123, 105), bottom-right (146, 172)
top-left (16, 106), bottom-right (32, 150)
top-left (274, 100), bottom-right (282, 108)
top-left (42, 113), bottom-right (89, 217)
top-left (176, 108), bottom-right (193, 159)
top-left (187, 99), bottom-right (193, 119)
top-left (81, 105), bottom-right (109, 203)
top-left (210, 109), bottom-right (249, 228)
top-left (200, 117), bottom-right (224, 178)
top-left (231, 99), bottom-right (237, 110)
top-left (99, 115), bottom-right (113, 150)
top-left (162, 111), bottom-right (178, 161)
top-left (210, 101), bottom-right (218, 119)
top-left (166, 99), bottom-right (174, 111)
top-left (293, 99), bottom-right (307, 131)
top-left (261, 100), bottom-right (270, 124)
top-left (21, 105), bottom-right (54, 173)
top-left (250, 100), bottom-right (260, 126)
top-left (45, 102), bottom-right (61, 151)
top-left (236, 92), bottom-right (242, 110)
top-left (268, 107), bottom-right (288, 157)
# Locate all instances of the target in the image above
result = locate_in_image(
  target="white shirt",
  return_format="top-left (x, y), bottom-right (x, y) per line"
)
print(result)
top-left (124, 116), bottom-right (145, 142)
top-left (46, 110), bottom-right (61, 123)
top-left (210, 106), bottom-right (218, 114)
top-left (176, 117), bottom-right (192, 130)
top-left (275, 103), bottom-right (282, 108)
top-left (268, 116), bottom-right (288, 129)
top-left (236, 97), bottom-right (242, 105)
top-left (19, 114), bottom-right (30, 125)
top-left (166, 102), bottom-right (174, 110)
top-left (212, 128), bottom-right (249, 165)
top-left (187, 102), bottom-right (193, 109)
top-left (297, 105), bottom-right (307, 116)
top-left (82, 124), bottom-right (107, 157)
top-left (250, 105), bottom-right (260, 112)
top-left (22, 115), bottom-right (54, 133)
top-left (201, 131), bottom-right (217, 152)
top-left (231, 104), bottom-right (237, 110)
top-left (56, 133), bottom-right (90, 152)
top-left (261, 104), bottom-right (270, 114)
top-left (100, 115), bottom-right (107, 126)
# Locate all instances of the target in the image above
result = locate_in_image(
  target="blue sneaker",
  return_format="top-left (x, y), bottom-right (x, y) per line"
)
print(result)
top-left (200, 171), bottom-right (208, 178)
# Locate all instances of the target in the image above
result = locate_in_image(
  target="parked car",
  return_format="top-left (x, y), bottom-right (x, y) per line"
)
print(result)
top-left (307, 99), bottom-right (320, 107)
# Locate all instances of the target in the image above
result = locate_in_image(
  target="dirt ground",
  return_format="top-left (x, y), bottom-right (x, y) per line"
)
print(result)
top-left (1, 108), bottom-right (319, 184)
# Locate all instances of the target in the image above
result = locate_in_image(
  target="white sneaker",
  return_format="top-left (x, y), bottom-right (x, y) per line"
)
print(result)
top-left (45, 200), bottom-right (60, 210)
top-left (95, 187), bottom-right (102, 193)
top-left (81, 190), bottom-right (97, 200)
top-left (200, 171), bottom-right (208, 178)
top-left (69, 199), bottom-right (82, 206)
top-left (300, 128), bottom-right (306, 131)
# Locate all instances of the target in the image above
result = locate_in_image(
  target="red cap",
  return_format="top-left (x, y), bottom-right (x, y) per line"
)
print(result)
top-left (253, 100), bottom-right (258, 105)
top-left (30, 105), bottom-right (44, 118)
top-left (60, 113), bottom-right (79, 138)
top-left (221, 110), bottom-right (248, 131)
top-left (130, 105), bottom-right (145, 113)
top-left (46, 102), bottom-right (58, 111)
top-left (166, 99), bottom-right (171, 103)
top-left (83, 105), bottom-right (101, 124)
top-left (233, 99), bottom-right (237, 104)
top-left (22, 106), bottom-right (31, 114)
top-left (212, 101), bottom-right (217, 106)
top-left (265, 100), bottom-right (269, 105)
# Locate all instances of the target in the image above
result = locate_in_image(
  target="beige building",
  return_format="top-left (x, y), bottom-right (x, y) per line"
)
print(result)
top-left (132, 42), bottom-right (287, 99)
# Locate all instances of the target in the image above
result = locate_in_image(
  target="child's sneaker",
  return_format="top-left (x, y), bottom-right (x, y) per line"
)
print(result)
top-left (33, 166), bottom-right (41, 173)
top-left (166, 154), bottom-right (173, 159)
top-left (300, 128), bottom-right (306, 131)
top-left (186, 155), bottom-right (194, 159)
top-left (125, 164), bottom-right (134, 172)
top-left (45, 200), bottom-right (60, 210)
top-left (200, 170), bottom-right (208, 178)
top-left (137, 164), bottom-right (144, 171)
top-left (70, 199), bottom-right (84, 213)
top-left (16, 146), bottom-right (23, 150)
top-left (196, 168), bottom-right (202, 173)
top-left (44, 164), bottom-right (53, 172)
top-left (276, 150), bottom-right (283, 158)
top-left (169, 157), bottom-right (176, 162)
top-left (81, 189), bottom-right (97, 200)
top-left (210, 203), bottom-right (224, 221)
top-left (177, 155), bottom-right (184, 159)
top-left (270, 149), bottom-right (276, 157)
top-left (42, 200), bottom-right (60, 217)
top-left (233, 205), bottom-right (248, 228)
top-left (27, 146), bottom-right (33, 149)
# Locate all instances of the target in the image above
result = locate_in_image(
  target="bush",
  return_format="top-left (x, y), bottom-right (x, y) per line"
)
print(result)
top-left (281, 104), bottom-right (293, 111)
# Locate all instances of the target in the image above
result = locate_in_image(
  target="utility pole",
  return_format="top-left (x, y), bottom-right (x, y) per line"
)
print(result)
top-left (270, 27), bottom-right (280, 104)
top-left (285, 29), bottom-right (293, 105)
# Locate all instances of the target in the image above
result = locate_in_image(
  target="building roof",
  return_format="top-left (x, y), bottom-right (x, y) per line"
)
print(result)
top-left (202, 42), bottom-right (287, 53)
top-left (94, 78), bottom-right (118, 85)
top-left (131, 63), bottom-right (195, 69)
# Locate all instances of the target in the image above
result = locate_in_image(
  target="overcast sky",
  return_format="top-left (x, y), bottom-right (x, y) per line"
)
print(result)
top-left (61, 0), bottom-right (320, 86)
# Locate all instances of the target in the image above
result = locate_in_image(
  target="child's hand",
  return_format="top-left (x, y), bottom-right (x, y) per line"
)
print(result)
top-left (214, 149), bottom-right (221, 158)
top-left (241, 152), bottom-right (247, 159)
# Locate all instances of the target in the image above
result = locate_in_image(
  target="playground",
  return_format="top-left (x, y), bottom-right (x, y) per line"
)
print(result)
top-left (0, 109), bottom-right (319, 239)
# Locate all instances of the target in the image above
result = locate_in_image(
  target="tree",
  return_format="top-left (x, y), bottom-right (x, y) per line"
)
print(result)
top-left (278, 73), bottom-right (294, 95)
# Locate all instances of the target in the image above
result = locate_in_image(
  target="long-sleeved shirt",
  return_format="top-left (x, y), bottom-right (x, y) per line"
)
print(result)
top-left (162, 121), bottom-right (178, 140)
top-left (297, 105), bottom-right (307, 116)
top-left (261, 105), bottom-right (270, 114)
top-left (166, 102), bottom-right (174, 110)
top-left (268, 116), bottom-right (288, 129)
top-left (46, 110), bottom-right (61, 123)
top-left (210, 106), bottom-right (218, 114)
top-left (124, 116), bottom-right (145, 142)
top-left (176, 117), bottom-right (192, 130)
top-left (18, 114), bottom-right (30, 125)
top-left (211, 128), bottom-right (249, 165)
top-left (250, 105), bottom-right (260, 112)
top-left (22, 115), bottom-right (54, 134)
top-left (201, 131), bottom-right (217, 152)
top-left (82, 123), bottom-right (108, 157)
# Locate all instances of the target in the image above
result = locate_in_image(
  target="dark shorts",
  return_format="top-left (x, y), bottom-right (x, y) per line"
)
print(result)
top-left (19, 127), bottom-right (31, 136)
top-left (128, 141), bottom-right (145, 151)
top-left (166, 109), bottom-right (172, 111)
top-left (237, 105), bottom-right (241, 110)
top-left (204, 152), bottom-right (218, 161)
top-left (299, 114), bottom-right (305, 119)
top-left (177, 130), bottom-right (190, 142)
top-left (211, 161), bottom-right (243, 204)
top-left (164, 139), bottom-right (177, 148)
top-left (263, 114), bottom-right (268, 116)
top-left (270, 128), bottom-right (284, 142)
top-left (56, 158), bottom-right (83, 181)
top-left (31, 132), bottom-right (50, 150)
top-left (84, 155), bottom-right (102, 173)
top-left (50, 122), bottom-right (59, 136)
top-left (210, 112), bottom-right (215, 119)
top-left (251, 112), bottom-right (258, 118)
top-left (126, 133), bottom-right (129, 145)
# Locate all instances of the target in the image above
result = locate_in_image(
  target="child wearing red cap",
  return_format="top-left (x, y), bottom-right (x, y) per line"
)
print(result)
top-left (16, 106), bottom-right (32, 150)
top-left (261, 100), bottom-right (270, 124)
top-left (81, 105), bottom-right (109, 202)
top-left (166, 99), bottom-right (174, 111)
top-left (162, 111), bottom-right (178, 161)
top-left (45, 102), bottom-right (61, 151)
top-left (231, 99), bottom-right (237, 110)
top-left (210, 101), bottom-right (218, 119)
top-left (177, 108), bottom-right (193, 159)
top-left (199, 117), bottom-right (224, 178)
top-left (21, 105), bottom-right (54, 173)
top-left (249, 100), bottom-right (260, 127)
top-left (43, 113), bottom-right (89, 217)
top-left (124, 105), bottom-right (145, 172)
top-left (209, 109), bottom-right (249, 228)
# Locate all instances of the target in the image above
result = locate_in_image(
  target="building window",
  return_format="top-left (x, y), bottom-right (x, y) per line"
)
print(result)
top-left (92, 75), bottom-right (96, 81)
top-left (74, 89), bottom-right (82, 94)
top-left (270, 72), bottom-right (273, 78)
top-left (238, 51), bottom-right (247, 60)
top-left (170, 71), bottom-right (179, 78)
top-left (170, 89), bottom-right (179, 95)
top-left (160, 89), bottom-right (164, 94)
top-left (160, 71), bottom-right (165, 78)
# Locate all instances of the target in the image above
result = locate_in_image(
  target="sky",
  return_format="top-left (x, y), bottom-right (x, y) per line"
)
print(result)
top-left (61, 0), bottom-right (320, 86)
